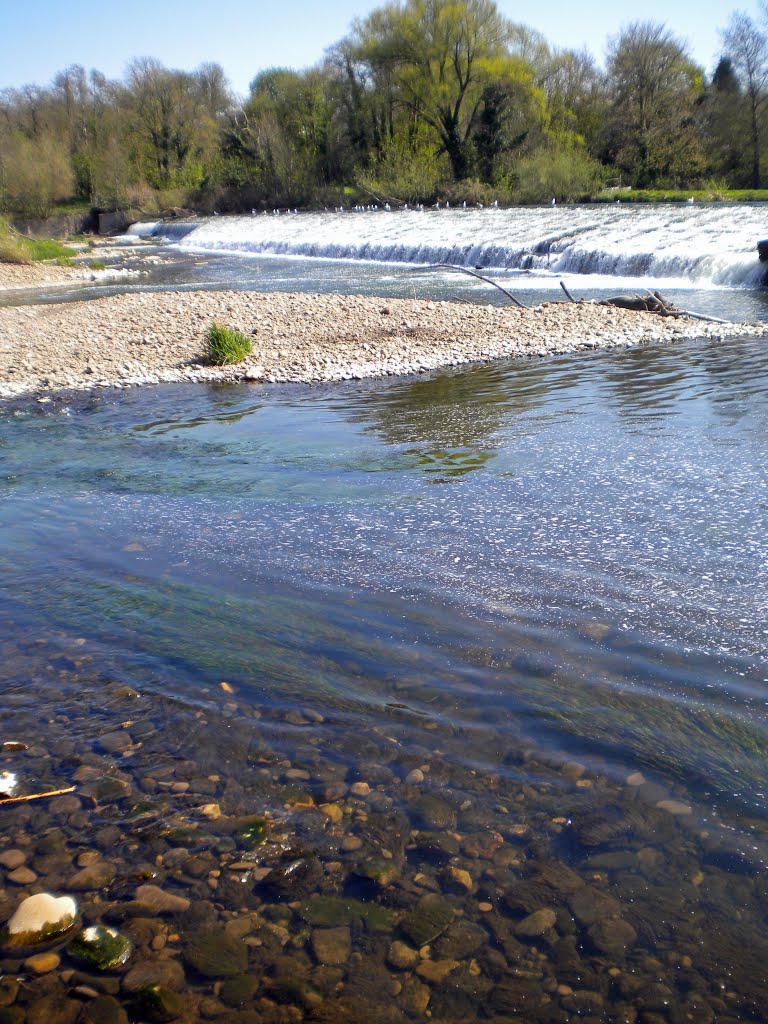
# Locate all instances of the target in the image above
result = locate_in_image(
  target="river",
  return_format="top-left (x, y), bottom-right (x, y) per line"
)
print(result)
top-left (1, 205), bottom-right (767, 1022)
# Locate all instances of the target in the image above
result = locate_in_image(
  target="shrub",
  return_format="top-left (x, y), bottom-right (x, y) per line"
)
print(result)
top-left (509, 147), bottom-right (605, 204)
top-left (203, 322), bottom-right (253, 365)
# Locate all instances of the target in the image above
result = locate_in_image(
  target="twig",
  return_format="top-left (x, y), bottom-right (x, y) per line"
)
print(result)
top-left (412, 263), bottom-right (527, 308)
top-left (0, 786), bottom-right (76, 806)
top-left (559, 280), bottom-right (577, 303)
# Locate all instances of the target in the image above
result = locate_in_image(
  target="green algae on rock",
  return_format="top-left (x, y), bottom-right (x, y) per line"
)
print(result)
top-left (67, 925), bottom-right (133, 970)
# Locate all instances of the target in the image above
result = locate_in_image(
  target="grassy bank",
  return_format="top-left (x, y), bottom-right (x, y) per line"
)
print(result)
top-left (593, 188), bottom-right (768, 204)
top-left (0, 217), bottom-right (78, 265)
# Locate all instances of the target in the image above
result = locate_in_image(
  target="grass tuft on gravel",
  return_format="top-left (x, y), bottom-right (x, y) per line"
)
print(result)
top-left (203, 322), bottom-right (253, 365)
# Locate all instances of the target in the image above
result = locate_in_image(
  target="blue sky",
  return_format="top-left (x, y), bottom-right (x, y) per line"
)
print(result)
top-left (0, 0), bottom-right (751, 97)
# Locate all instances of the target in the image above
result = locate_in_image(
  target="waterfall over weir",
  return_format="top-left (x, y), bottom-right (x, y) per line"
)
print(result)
top-left (127, 204), bottom-right (768, 289)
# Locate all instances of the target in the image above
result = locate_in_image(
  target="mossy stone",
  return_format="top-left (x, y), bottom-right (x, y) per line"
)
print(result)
top-left (238, 818), bottom-right (268, 848)
top-left (80, 994), bottom-right (129, 1024)
top-left (184, 930), bottom-right (248, 977)
top-left (400, 894), bottom-right (454, 947)
top-left (353, 857), bottom-right (400, 887)
top-left (135, 985), bottom-right (185, 1022)
top-left (219, 973), bottom-right (260, 1007)
top-left (409, 795), bottom-right (457, 830)
top-left (68, 925), bottom-right (132, 970)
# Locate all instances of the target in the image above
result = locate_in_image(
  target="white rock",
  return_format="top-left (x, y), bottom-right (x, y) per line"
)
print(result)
top-left (0, 770), bottom-right (18, 797)
top-left (4, 893), bottom-right (77, 945)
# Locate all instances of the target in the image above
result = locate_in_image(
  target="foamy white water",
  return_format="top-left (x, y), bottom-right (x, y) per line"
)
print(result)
top-left (128, 204), bottom-right (768, 289)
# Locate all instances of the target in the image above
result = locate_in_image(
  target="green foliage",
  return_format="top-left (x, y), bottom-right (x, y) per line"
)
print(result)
top-left (357, 129), bottom-right (448, 204)
top-left (510, 146), bottom-right (604, 202)
top-left (203, 323), bottom-right (253, 366)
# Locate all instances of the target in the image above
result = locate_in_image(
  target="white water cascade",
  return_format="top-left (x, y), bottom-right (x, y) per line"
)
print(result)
top-left (127, 204), bottom-right (768, 290)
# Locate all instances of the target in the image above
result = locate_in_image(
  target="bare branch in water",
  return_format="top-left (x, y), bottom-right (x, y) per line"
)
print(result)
top-left (412, 263), bottom-right (527, 307)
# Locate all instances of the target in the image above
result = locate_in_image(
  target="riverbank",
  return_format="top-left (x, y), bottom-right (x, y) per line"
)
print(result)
top-left (2, 286), bottom-right (766, 399)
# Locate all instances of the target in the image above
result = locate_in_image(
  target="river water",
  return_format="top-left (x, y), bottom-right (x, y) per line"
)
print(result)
top-left (1, 206), bottom-right (768, 1022)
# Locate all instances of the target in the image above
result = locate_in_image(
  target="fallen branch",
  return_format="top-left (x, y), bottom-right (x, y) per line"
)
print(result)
top-left (412, 263), bottom-right (527, 308)
top-left (559, 280), bottom-right (577, 303)
top-left (0, 785), bottom-right (76, 806)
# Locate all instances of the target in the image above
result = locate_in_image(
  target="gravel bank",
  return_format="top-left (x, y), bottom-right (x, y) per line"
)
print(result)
top-left (0, 261), bottom-right (96, 291)
top-left (1, 287), bottom-right (766, 398)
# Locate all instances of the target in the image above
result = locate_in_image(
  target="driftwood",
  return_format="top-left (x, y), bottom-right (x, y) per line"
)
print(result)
top-left (414, 264), bottom-right (528, 307)
top-left (0, 785), bottom-right (76, 806)
top-left (559, 281), bottom-right (729, 324)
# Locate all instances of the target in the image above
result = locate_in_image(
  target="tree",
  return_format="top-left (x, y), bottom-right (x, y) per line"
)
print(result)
top-left (604, 21), bottom-right (705, 187)
top-left (350, 0), bottom-right (521, 180)
top-left (720, 13), bottom-right (768, 188)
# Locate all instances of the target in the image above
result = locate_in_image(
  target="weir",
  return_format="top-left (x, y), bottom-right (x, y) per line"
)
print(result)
top-left (131, 204), bottom-right (768, 288)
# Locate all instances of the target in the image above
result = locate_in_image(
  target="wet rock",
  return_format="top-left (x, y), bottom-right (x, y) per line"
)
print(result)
top-left (132, 885), bottom-right (190, 914)
top-left (262, 854), bottom-right (322, 900)
top-left (514, 907), bottom-right (557, 937)
top-left (399, 975), bottom-right (430, 1014)
top-left (296, 896), bottom-right (376, 928)
top-left (121, 958), bottom-right (186, 993)
top-left (67, 861), bottom-right (116, 891)
top-left (568, 886), bottom-right (622, 926)
top-left (411, 831), bottom-right (460, 860)
top-left (0, 978), bottom-right (19, 1007)
top-left (24, 951), bottom-right (60, 973)
top-left (409, 795), bottom-right (456, 830)
top-left (1, 892), bottom-right (78, 947)
top-left (80, 995), bottom-right (130, 1024)
top-left (400, 893), bottom-right (453, 947)
top-left (656, 799), bottom-right (692, 816)
top-left (490, 978), bottom-right (551, 1015)
top-left (353, 857), bottom-right (400, 887)
top-left (587, 917), bottom-right (637, 956)
top-left (184, 930), bottom-right (248, 977)
top-left (0, 851), bottom-right (26, 871)
top-left (416, 957), bottom-right (459, 984)
top-left (7, 866), bottom-right (36, 885)
top-left (311, 926), bottom-right (351, 965)
top-left (25, 993), bottom-right (81, 1024)
top-left (219, 974), bottom-right (260, 1007)
top-left (387, 940), bottom-right (420, 970)
top-left (433, 920), bottom-right (488, 959)
top-left (98, 731), bottom-right (132, 755)
top-left (68, 925), bottom-right (133, 970)
top-left (69, 970), bottom-right (121, 995)
top-left (134, 984), bottom-right (185, 1022)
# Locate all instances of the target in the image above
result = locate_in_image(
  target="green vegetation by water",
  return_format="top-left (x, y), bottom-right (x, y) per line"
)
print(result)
top-left (203, 323), bottom-right (254, 365)
top-left (0, 216), bottom-right (76, 264)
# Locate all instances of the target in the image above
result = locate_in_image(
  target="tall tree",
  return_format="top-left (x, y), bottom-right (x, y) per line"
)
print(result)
top-left (721, 13), bottom-right (768, 188)
top-left (350, 0), bottom-right (523, 180)
top-left (604, 21), bottom-right (705, 187)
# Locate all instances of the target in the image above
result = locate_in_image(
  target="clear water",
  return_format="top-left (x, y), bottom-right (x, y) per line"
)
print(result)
top-left (3, 213), bottom-right (768, 1020)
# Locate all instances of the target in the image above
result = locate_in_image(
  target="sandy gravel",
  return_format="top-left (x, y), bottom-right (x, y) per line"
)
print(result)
top-left (1, 284), bottom-right (765, 399)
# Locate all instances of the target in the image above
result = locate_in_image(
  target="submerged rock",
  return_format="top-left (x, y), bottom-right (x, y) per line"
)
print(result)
top-left (1, 892), bottom-right (77, 947)
top-left (134, 984), bottom-right (185, 1022)
top-left (400, 893), bottom-right (454, 947)
top-left (184, 930), bottom-right (248, 977)
top-left (67, 924), bottom-right (133, 970)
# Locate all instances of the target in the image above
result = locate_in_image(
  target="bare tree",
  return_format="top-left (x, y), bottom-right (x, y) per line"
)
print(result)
top-left (721, 12), bottom-right (768, 187)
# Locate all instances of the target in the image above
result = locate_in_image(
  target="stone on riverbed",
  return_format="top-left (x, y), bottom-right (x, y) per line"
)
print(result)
top-left (1, 892), bottom-right (78, 947)
top-left (67, 924), bottom-right (133, 970)
top-left (400, 893), bottom-right (454, 947)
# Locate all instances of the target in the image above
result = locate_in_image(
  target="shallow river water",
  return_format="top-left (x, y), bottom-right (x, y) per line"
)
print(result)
top-left (2, 215), bottom-right (768, 1022)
